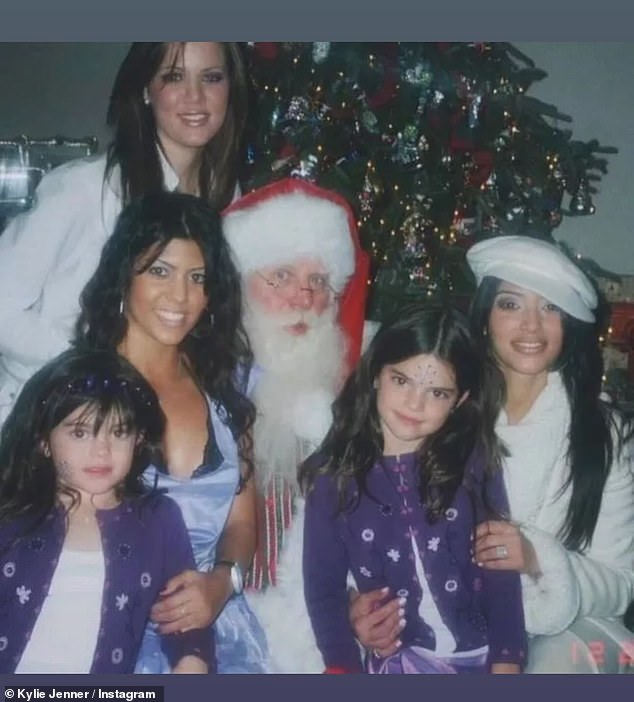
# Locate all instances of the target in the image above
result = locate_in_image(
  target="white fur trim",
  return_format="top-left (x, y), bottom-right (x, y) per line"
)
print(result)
top-left (519, 523), bottom-right (580, 635)
top-left (223, 192), bottom-right (355, 292)
top-left (290, 388), bottom-right (334, 446)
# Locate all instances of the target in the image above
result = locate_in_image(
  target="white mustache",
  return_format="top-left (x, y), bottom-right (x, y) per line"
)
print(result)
top-left (266, 309), bottom-right (321, 329)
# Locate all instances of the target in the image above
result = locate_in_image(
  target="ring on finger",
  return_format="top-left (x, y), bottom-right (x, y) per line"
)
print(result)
top-left (495, 544), bottom-right (508, 559)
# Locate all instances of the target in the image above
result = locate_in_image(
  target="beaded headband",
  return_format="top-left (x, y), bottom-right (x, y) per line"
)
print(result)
top-left (46, 373), bottom-right (157, 409)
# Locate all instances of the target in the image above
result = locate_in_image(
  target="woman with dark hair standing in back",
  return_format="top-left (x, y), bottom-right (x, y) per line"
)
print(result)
top-left (75, 191), bottom-right (269, 673)
top-left (0, 42), bottom-right (249, 427)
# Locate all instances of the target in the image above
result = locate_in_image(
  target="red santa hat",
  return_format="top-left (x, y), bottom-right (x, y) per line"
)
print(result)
top-left (222, 178), bottom-right (370, 366)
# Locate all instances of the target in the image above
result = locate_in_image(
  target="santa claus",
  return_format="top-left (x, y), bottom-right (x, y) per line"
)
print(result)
top-left (223, 178), bottom-right (369, 672)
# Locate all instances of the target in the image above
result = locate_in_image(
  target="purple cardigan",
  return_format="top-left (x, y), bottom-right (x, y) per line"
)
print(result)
top-left (0, 495), bottom-right (212, 673)
top-left (303, 450), bottom-right (527, 672)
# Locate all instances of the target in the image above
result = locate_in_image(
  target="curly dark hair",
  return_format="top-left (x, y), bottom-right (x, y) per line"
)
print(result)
top-left (105, 42), bottom-right (248, 210)
top-left (300, 304), bottom-right (503, 522)
top-left (74, 191), bottom-right (255, 481)
top-left (469, 275), bottom-right (629, 551)
top-left (0, 348), bottom-right (164, 530)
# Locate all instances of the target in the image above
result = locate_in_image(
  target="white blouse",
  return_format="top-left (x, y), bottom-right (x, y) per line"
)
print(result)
top-left (0, 150), bottom-right (179, 426)
top-left (15, 548), bottom-right (105, 673)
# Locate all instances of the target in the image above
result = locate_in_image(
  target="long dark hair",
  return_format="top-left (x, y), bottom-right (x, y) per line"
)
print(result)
top-left (0, 348), bottom-right (164, 528)
top-left (105, 42), bottom-right (248, 209)
top-left (75, 191), bottom-right (255, 480)
top-left (470, 275), bottom-right (623, 551)
top-left (300, 305), bottom-right (503, 521)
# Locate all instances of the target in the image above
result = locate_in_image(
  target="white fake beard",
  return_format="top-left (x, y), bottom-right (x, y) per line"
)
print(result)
top-left (244, 302), bottom-right (347, 492)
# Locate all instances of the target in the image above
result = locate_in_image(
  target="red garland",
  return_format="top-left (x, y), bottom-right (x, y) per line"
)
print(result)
top-left (253, 42), bottom-right (279, 60)
top-left (366, 43), bottom-right (400, 110)
top-left (610, 302), bottom-right (634, 382)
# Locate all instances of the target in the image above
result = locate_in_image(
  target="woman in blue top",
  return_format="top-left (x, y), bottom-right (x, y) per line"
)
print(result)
top-left (74, 191), bottom-right (269, 673)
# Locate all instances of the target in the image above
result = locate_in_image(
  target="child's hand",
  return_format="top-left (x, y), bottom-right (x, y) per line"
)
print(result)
top-left (349, 587), bottom-right (405, 658)
top-left (171, 655), bottom-right (208, 674)
top-left (152, 568), bottom-right (232, 634)
top-left (491, 662), bottom-right (520, 674)
top-left (473, 520), bottom-right (541, 577)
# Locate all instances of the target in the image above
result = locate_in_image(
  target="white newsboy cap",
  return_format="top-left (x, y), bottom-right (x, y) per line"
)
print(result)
top-left (466, 235), bottom-right (598, 322)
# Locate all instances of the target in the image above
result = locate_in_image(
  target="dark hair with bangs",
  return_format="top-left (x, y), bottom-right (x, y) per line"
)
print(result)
top-left (106, 42), bottom-right (248, 210)
top-left (75, 191), bottom-right (255, 481)
top-left (300, 305), bottom-right (503, 521)
top-left (0, 348), bottom-right (164, 529)
top-left (469, 275), bottom-right (625, 551)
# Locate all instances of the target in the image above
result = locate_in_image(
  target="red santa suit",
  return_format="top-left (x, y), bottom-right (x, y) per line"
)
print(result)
top-left (223, 178), bottom-right (369, 672)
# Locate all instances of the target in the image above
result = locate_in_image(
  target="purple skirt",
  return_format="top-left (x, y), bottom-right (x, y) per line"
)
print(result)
top-left (366, 645), bottom-right (489, 674)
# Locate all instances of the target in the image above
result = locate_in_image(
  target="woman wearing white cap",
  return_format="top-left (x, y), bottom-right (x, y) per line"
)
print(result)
top-left (348, 235), bottom-right (633, 673)
top-left (466, 235), bottom-right (633, 672)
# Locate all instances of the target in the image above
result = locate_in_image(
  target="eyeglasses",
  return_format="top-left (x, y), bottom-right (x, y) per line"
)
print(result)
top-left (257, 269), bottom-right (338, 301)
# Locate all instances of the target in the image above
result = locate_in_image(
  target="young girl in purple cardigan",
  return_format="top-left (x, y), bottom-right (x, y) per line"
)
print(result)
top-left (0, 348), bottom-right (211, 673)
top-left (301, 305), bottom-right (527, 674)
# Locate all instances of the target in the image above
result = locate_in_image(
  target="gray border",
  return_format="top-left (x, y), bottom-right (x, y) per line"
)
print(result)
top-left (3, 0), bottom-right (634, 40)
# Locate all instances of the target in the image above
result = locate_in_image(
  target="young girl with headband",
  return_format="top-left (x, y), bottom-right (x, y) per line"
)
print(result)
top-left (0, 348), bottom-right (211, 673)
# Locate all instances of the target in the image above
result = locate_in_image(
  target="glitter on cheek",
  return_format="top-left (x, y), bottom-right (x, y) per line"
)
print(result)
top-left (55, 459), bottom-right (76, 483)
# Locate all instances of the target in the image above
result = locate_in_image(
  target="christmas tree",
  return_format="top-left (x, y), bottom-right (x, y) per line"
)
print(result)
top-left (241, 42), bottom-right (615, 321)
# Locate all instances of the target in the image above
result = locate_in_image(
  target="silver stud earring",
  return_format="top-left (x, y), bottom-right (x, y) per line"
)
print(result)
top-left (119, 298), bottom-right (124, 316)
top-left (143, 88), bottom-right (150, 106)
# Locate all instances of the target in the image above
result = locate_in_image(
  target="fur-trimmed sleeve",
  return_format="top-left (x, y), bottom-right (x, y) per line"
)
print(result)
top-left (520, 433), bottom-right (634, 635)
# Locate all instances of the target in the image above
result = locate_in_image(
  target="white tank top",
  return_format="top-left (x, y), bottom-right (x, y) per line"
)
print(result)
top-left (15, 548), bottom-right (105, 673)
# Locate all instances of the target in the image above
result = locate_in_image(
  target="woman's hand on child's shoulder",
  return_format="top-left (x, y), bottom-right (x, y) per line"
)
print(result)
top-left (474, 520), bottom-right (541, 577)
top-left (151, 568), bottom-right (232, 634)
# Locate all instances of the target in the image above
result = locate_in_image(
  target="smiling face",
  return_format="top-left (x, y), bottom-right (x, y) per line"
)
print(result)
top-left (375, 353), bottom-right (466, 456)
top-left (488, 280), bottom-right (564, 384)
top-left (47, 404), bottom-right (137, 508)
top-left (125, 238), bottom-right (208, 350)
top-left (147, 42), bottom-right (229, 170)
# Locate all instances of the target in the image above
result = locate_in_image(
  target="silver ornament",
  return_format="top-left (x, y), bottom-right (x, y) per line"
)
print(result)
top-left (312, 42), bottom-right (330, 63)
